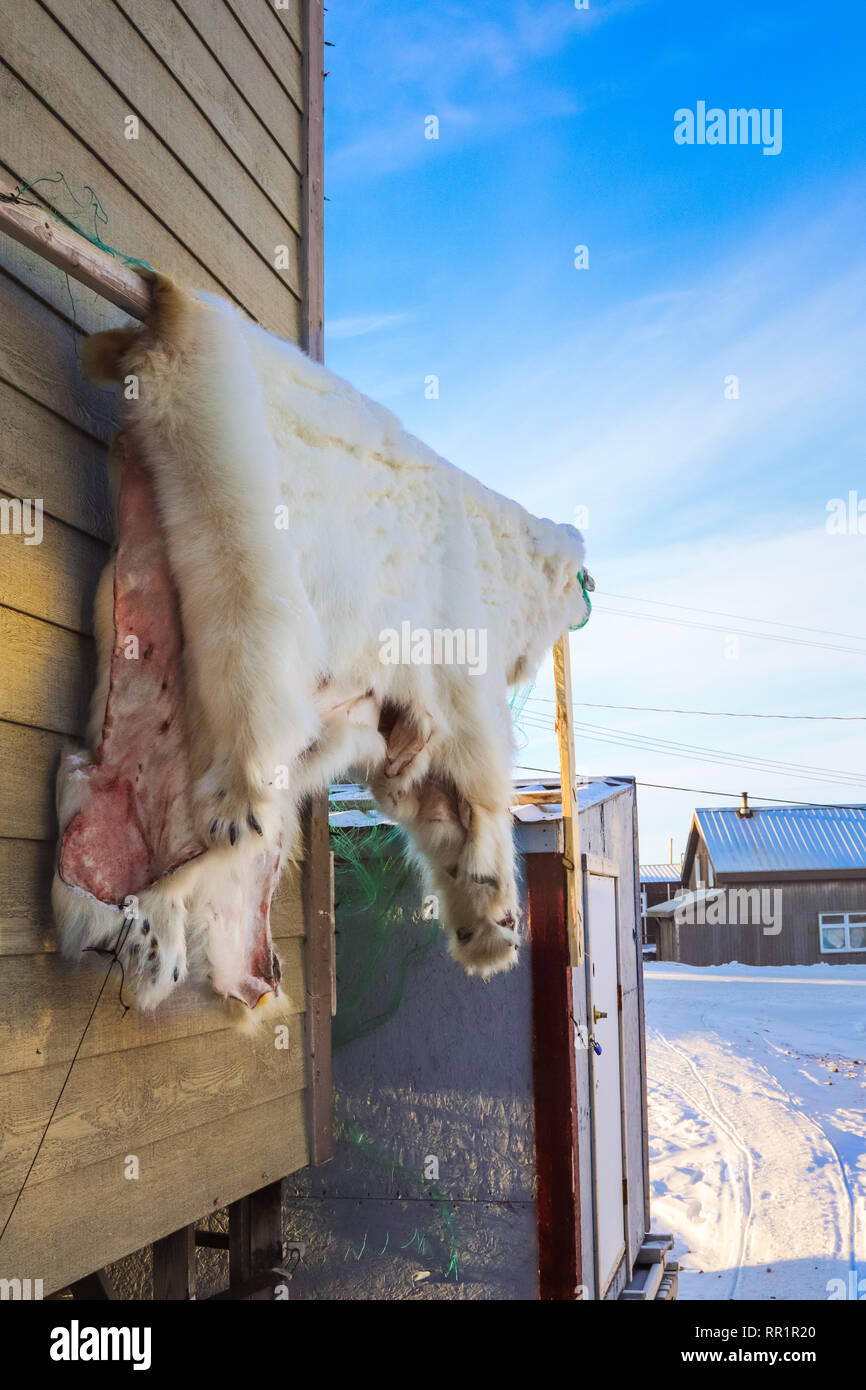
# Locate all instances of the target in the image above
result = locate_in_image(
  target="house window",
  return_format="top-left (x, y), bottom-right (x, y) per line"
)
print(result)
top-left (819, 912), bottom-right (866, 954)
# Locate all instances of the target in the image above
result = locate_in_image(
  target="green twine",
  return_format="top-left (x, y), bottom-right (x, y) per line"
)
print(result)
top-left (401, 1227), bottom-right (426, 1255)
top-left (11, 172), bottom-right (154, 272)
top-left (569, 569), bottom-right (593, 631)
top-left (336, 1115), bottom-right (461, 1281)
top-left (343, 1231), bottom-right (367, 1262)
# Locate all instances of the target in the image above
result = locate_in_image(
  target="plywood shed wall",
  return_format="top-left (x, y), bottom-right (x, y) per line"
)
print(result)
top-left (0, 0), bottom-right (324, 1294)
top-left (660, 877), bottom-right (866, 966)
top-left (282, 831), bottom-right (540, 1300)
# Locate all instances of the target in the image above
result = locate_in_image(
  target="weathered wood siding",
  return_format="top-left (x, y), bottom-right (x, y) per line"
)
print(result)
top-left (0, 0), bottom-right (315, 1293)
top-left (661, 874), bottom-right (866, 966)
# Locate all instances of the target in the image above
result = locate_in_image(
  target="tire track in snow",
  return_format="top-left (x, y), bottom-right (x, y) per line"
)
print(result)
top-left (651, 1027), bottom-right (757, 1299)
top-left (647, 1065), bottom-right (744, 1296)
top-left (753, 1038), bottom-right (858, 1278)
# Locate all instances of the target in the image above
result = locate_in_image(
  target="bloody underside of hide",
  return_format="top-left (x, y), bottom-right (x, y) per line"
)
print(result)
top-left (57, 437), bottom-right (282, 1008)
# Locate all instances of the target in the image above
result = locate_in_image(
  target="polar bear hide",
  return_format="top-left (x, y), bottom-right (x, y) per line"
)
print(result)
top-left (53, 277), bottom-right (590, 1009)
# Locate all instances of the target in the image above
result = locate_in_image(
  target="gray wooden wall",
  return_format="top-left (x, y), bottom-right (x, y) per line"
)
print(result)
top-left (662, 874), bottom-right (866, 966)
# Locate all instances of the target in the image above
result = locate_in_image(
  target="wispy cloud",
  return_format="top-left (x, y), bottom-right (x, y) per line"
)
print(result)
top-left (326, 311), bottom-right (409, 341)
top-left (326, 0), bottom-right (644, 179)
top-left (413, 186), bottom-right (866, 543)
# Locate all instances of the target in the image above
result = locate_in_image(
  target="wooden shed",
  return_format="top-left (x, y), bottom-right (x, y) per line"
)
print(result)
top-left (0, 0), bottom-right (331, 1299)
top-left (280, 776), bottom-right (669, 1301)
top-left (654, 802), bottom-right (866, 967)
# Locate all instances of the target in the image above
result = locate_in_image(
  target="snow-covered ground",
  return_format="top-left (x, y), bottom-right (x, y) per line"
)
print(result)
top-left (645, 962), bottom-right (866, 1301)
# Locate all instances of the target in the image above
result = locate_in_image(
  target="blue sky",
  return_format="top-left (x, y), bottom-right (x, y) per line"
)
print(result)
top-left (323, 0), bottom-right (866, 863)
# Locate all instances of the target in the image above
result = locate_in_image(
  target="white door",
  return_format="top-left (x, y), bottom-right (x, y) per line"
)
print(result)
top-left (587, 872), bottom-right (626, 1295)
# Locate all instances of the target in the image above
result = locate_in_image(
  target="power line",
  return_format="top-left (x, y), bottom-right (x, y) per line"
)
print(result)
top-left (572, 722), bottom-right (861, 789)
top-left (572, 719), bottom-right (864, 782)
top-left (599, 592), bottom-right (866, 645)
top-left (595, 606), bottom-right (866, 658)
top-left (513, 714), bottom-right (866, 787)
top-left (512, 765), bottom-right (858, 807)
top-left (521, 696), bottom-right (866, 722)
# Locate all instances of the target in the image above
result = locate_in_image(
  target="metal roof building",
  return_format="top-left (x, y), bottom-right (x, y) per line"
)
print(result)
top-left (683, 804), bottom-right (866, 883)
top-left (639, 864), bottom-right (681, 884)
top-left (663, 801), bottom-right (866, 967)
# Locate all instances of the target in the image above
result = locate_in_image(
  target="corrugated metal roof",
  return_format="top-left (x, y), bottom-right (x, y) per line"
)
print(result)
top-left (696, 805), bottom-right (866, 876)
top-left (640, 864), bottom-right (681, 883)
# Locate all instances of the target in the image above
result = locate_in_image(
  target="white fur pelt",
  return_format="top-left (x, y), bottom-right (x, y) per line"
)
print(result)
top-left (54, 278), bottom-right (590, 1007)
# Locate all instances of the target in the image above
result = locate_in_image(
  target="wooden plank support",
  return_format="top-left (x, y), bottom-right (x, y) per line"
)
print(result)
top-left (152, 1223), bottom-right (196, 1301)
top-left (0, 176), bottom-right (152, 320)
top-left (636, 1231), bottom-right (674, 1266)
top-left (620, 1257), bottom-right (665, 1301)
top-left (228, 1179), bottom-right (283, 1301)
top-left (553, 630), bottom-right (584, 965)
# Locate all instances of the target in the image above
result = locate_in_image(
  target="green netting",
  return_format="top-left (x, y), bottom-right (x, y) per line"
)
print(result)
top-left (509, 678), bottom-right (536, 752)
top-left (328, 799), bottom-right (461, 1280)
top-left (329, 811), bottom-right (440, 1052)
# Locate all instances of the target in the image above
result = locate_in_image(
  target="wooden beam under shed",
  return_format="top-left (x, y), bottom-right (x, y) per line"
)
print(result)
top-left (228, 1181), bottom-right (284, 1302)
top-left (152, 1224), bottom-right (196, 1301)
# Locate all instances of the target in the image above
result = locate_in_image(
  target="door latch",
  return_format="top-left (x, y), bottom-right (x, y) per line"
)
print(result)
top-left (593, 1006), bottom-right (607, 1023)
